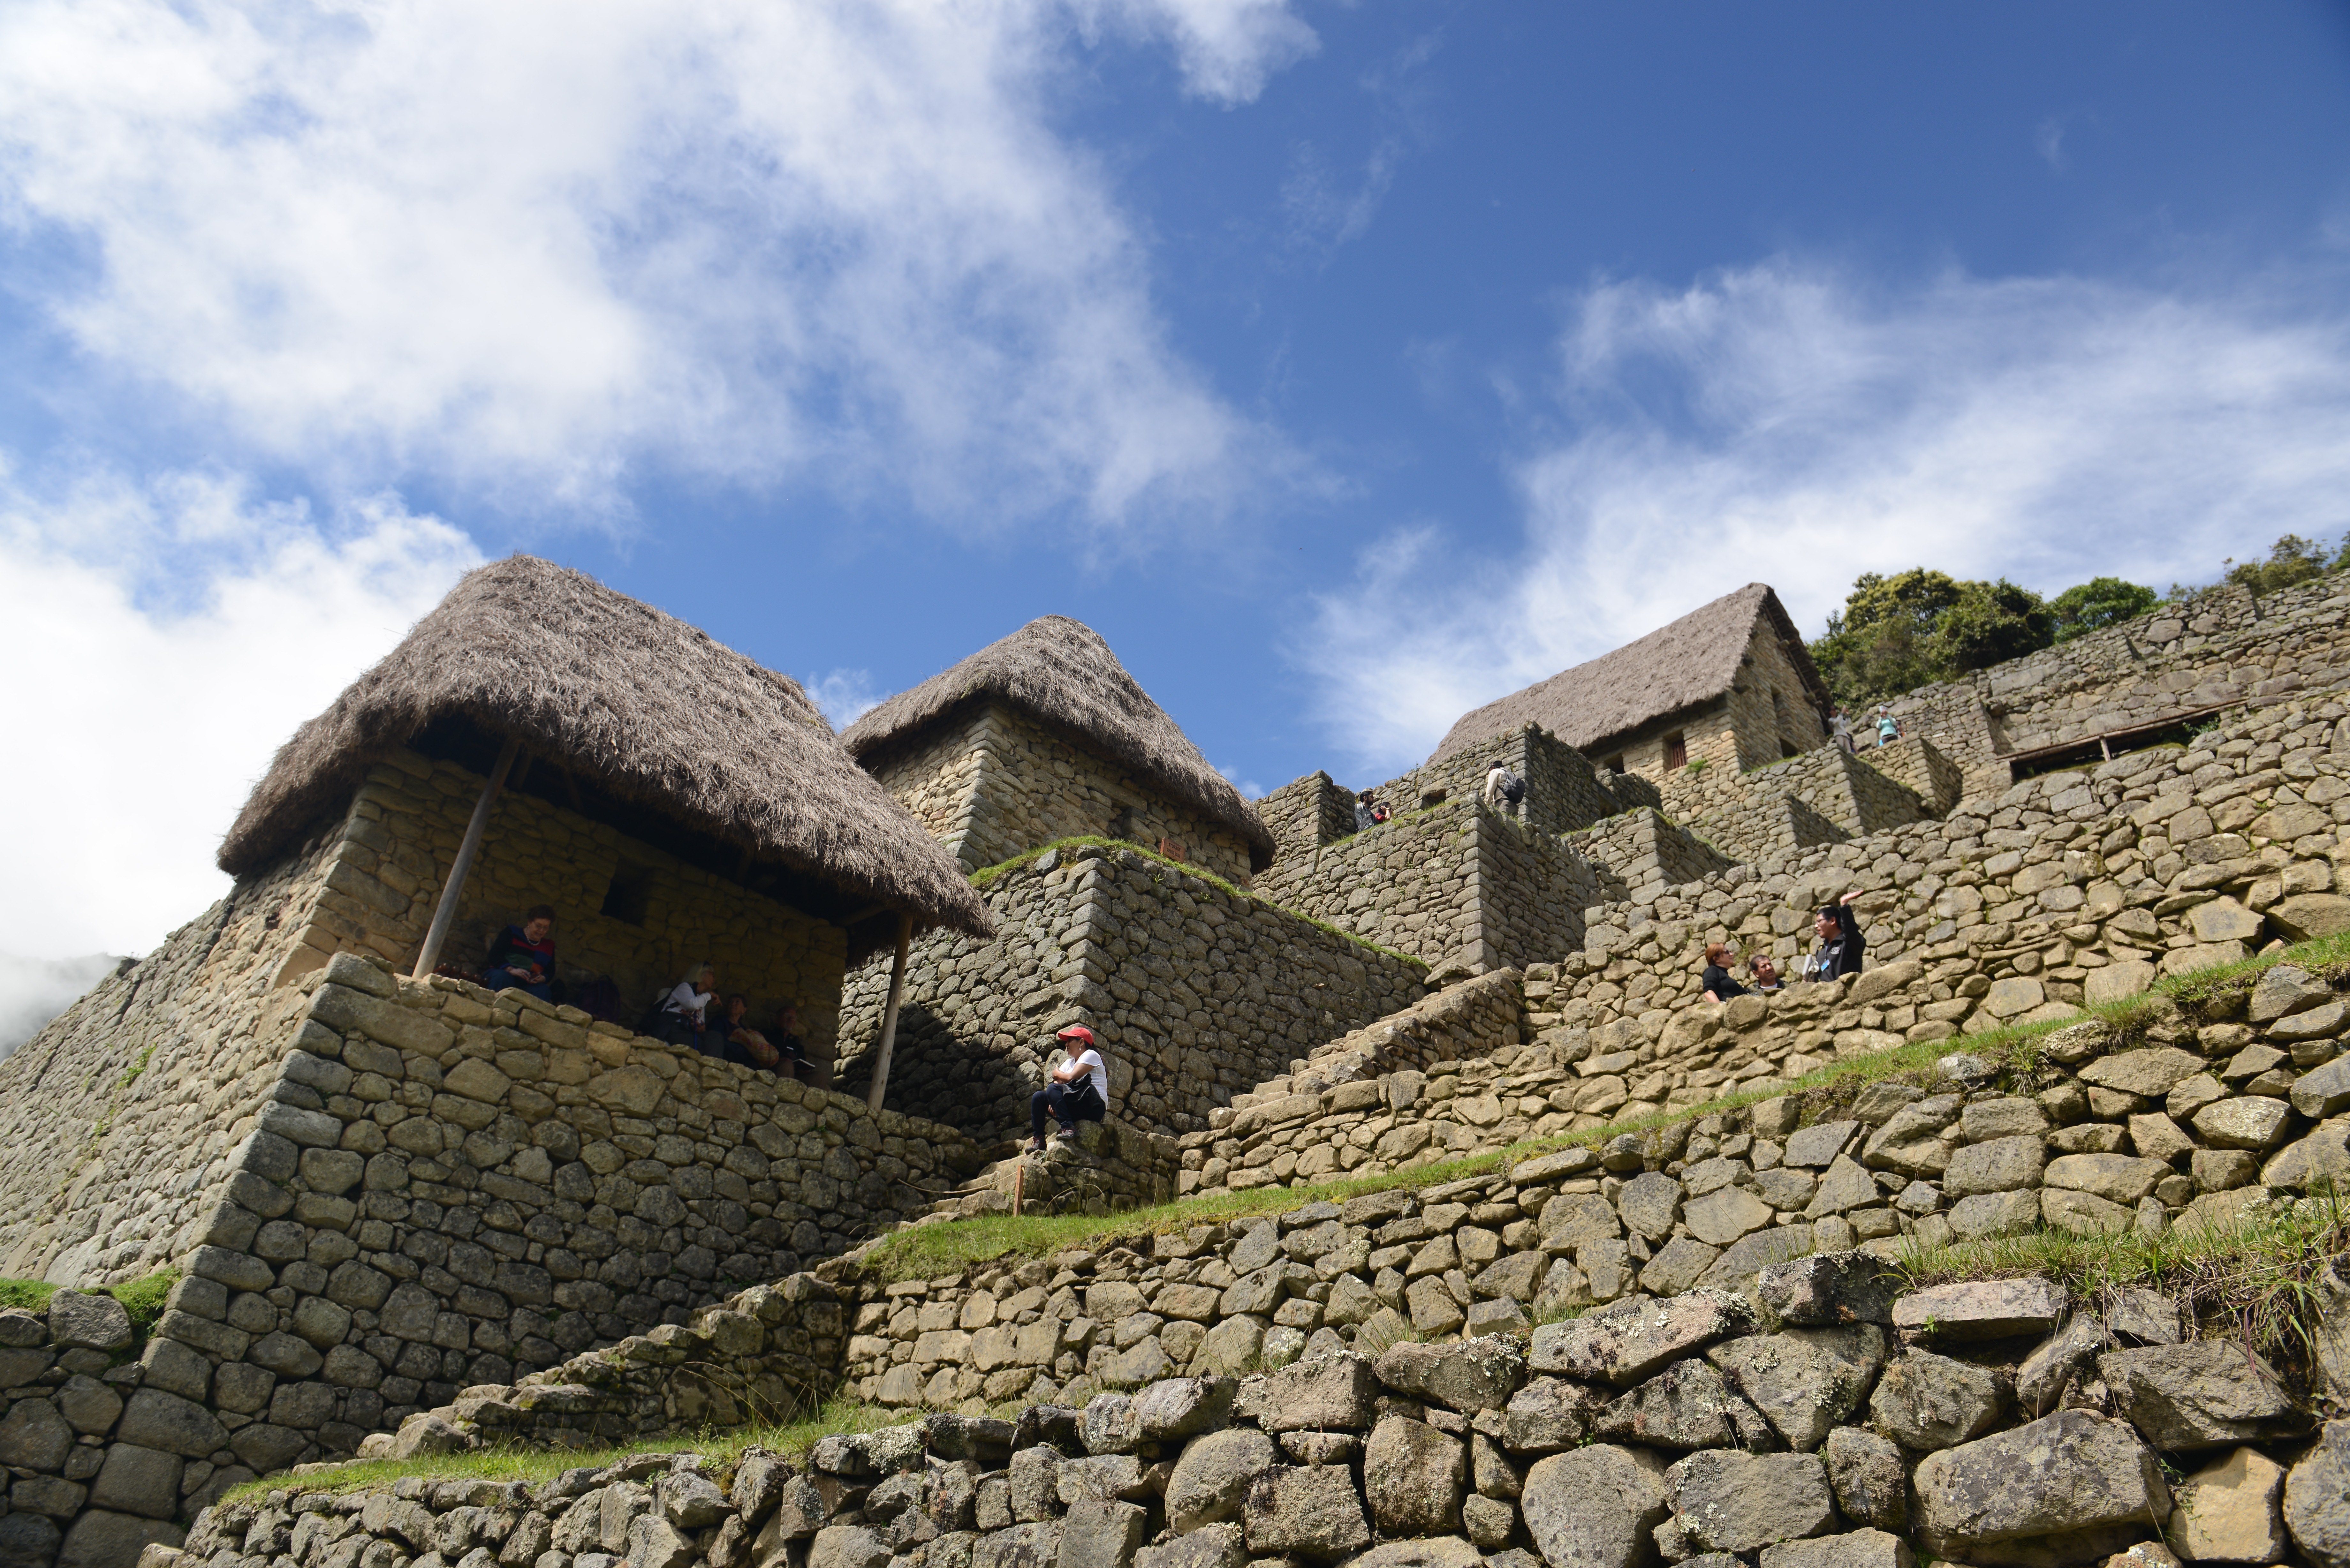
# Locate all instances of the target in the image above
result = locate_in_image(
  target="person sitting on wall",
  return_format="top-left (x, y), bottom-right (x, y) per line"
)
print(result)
top-left (1369, 798), bottom-right (1393, 824)
top-left (1746, 953), bottom-right (1784, 992)
top-left (1701, 942), bottom-right (1750, 1005)
top-left (769, 1004), bottom-right (809, 1081)
top-left (654, 961), bottom-right (719, 1051)
top-left (1803, 893), bottom-right (1867, 981)
top-left (1354, 790), bottom-right (1379, 833)
top-left (484, 905), bottom-right (557, 1001)
top-left (1028, 1024), bottom-right (1109, 1152)
top-left (713, 994), bottom-right (778, 1071)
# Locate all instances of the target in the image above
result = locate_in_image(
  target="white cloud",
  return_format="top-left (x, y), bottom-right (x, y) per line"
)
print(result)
top-left (803, 668), bottom-right (886, 729)
top-left (0, 0), bottom-right (1315, 528)
top-left (0, 467), bottom-right (481, 957)
top-left (1216, 763), bottom-right (1264, 800)
top-left (1301, 260), bottom-right (2350, 774)
top-left (0, 952), bottom-right (120, 1057)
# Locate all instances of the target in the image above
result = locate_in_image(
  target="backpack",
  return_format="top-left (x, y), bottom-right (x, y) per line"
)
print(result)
top-left (1500, 769), bottom-right (1527, 804)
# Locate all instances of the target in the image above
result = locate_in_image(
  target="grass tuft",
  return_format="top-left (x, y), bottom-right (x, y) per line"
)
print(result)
top-left (1891, 1188), bottom-right (2349, 1380)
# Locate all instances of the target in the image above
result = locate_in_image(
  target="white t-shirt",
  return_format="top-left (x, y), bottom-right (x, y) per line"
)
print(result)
top-left (1068, 1047), bottom-right (1108, 1104)
top-left (665, 981), bottom-right (713, 1020)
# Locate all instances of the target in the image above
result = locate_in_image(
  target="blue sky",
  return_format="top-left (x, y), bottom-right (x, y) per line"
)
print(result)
top-left (5, 0), bottom-right (2350, 958)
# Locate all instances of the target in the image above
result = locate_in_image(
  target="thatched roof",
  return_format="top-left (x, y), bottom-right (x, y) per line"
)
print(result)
top-left (218, 556), bottom-right (992, 938)
top-left (1430, 583), bottom-right (1829, 763)
top-left (840, 616), bottom-right (1277, 871)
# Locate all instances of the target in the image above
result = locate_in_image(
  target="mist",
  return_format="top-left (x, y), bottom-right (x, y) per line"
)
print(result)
top-left (0, 952), bottom-right (125, 1057)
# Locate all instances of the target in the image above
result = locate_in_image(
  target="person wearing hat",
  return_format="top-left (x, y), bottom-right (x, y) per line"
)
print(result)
top-left (1805, 891), bottom-right (1867, 982)
top-left (1030, 1024), bottom-right (1110, 1151)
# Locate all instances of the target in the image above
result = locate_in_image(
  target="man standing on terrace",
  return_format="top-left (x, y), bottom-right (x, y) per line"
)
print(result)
top-left (1807, 891), bottom-right (1867, 981)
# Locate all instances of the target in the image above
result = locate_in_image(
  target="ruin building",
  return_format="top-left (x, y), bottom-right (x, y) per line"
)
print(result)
top-left (1431, 581), bottom-right (1832, 785)
top-left (840, 615), bottom-right (1275, 886)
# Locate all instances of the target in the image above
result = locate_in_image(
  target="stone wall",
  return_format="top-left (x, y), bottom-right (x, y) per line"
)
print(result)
top-left (1365, 726), bottom-right (1622, 842)
top-left (1867, 735), bottom-right (1965, 816)
top-left (0, 830), bottom-right (348, 1289)
top-left (183, 1236), bottom-right (2350, 1568)
top-left (1256, 801), bottom-right (1602, 976)
top-left (837, 844), bottom-right (1428, 1140)
top-left (1561, 810), bottom-right (1737, 908)
top-left (1558, 684), bottom-right (2350, 1037)
top-left (1660, 744), bottom-right (1928, 867)
top-left (1888, 571), bottom-right (2350, 796)
top-left (1254, 773), bottom-right (1355, 869)
top-left (864, 704), bottom-right (1255, 886)
top-left (293, 753), bottom-right (849, 1071)
top-left (0, 956), bottom-right (985, 1568)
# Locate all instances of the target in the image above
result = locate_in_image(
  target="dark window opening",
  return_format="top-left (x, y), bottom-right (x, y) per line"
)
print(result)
top-left (1781, 739), bottom-right (1801, 759)
top-left (1664, 732), bottom-right (1688, 770)
top-left (1108, 806), bottom-right (1138, 842)
top-left (1604, 755), bottom-right (1626, 775)
top-left (1420, 788), bottom-right (1448, 808)
top-left (600, 862), bottom-right (653, 926)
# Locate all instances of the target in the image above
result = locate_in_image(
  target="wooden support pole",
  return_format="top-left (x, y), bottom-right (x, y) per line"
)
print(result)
top-left (866, 911), bottom-right (915, 1114)
top-left (412, 735), bottom-right (520, 980)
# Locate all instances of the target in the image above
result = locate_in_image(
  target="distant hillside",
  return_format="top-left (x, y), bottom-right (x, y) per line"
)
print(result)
top-left (0, 951), bottom-right (124, 1057)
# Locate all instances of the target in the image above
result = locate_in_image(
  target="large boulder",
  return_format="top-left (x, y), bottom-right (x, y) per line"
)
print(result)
top-left (1665, 1451), bottom-right (1836, 1554)
top-left (1594, 1360), bottom-right (1773, 1452)
top-left (1824, 1427), bottom-right (1906, 1531)
top-left (1255, 1354), bottom-right (1377, 1433)
top-left (2171, 1447), bottom-right (2288, 1565)
top-left (1162, 1428), bottom-right (1276, 1533)
top-left (1891, 1280), bottom-right (2066, 1343)
top-left (1911, 1410), bottom-right (2171, 1566)
top-left (2097, 1343), bottom-right (2307, 1450)
top-left (1708, 1326), bottom-right (1888, 1451)
top-left (1503, 1377), bottom-right (1604, 1455)
top-left (1868, 1350), bottom-right (2005, 1451)
top-left (1530, 1289), bottom-right (1755, 1386)
top-left (2286, 1420), bottom-right (2350, 1568)
top-left (1759, 1531), bottom-right (1914, 1568)
top-left (1373, 1338), bottom-right (1527, 1413)
top-left (1756, 1253), bottom-right (1899, 1325)
top-left (1519, 1445), bottom-right (1670, 1568)
top-left (1362, 1417), bottom-right (1466, 1537)
top-left (1241, 1466), bottom-right (1369, 1561)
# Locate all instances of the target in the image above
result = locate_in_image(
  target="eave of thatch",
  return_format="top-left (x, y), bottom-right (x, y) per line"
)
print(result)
top-left (839, 615), bottom-right (1277, 871)
top-left (1430, 583), bottom-right (1831, 763)
top-left (217, 556), bottom-right (992, 939)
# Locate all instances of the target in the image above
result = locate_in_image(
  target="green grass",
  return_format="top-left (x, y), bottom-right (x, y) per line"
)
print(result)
top-left (220, 1397), bottom-right (936, 1504)
top-left (1891, 1188), bottom-right (2349, 1377)
top-left (2157, 927), bottom-right (2350, 1016)
top-left (0, 1267), bottom-right (180, 1338)
top-left (964, 836), bottom-right (1428, 972)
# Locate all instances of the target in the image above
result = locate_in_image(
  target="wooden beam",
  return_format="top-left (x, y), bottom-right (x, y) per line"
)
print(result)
top-left (412, 735), bottom-right (520, 979)
top-left (865, 911), bottom-right (915, 1114)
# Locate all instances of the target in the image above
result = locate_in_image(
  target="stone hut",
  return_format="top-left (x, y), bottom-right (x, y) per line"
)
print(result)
top-left (1431, 581), bottom-right (1831, 787)
top-left (840, 615), bottom-right (1275, 885)
top-left (215, 554), bottom-right (992, 1076)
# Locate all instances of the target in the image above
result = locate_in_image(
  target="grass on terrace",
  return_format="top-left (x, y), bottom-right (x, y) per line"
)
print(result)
top-left (859, 926), bottom-right (2350, 1284)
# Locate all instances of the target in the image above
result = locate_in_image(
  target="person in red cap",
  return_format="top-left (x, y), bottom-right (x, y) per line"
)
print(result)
top-left (1029, 1024), bottom-right (1109, 1151)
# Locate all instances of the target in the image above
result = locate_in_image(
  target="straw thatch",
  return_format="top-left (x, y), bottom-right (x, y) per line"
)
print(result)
top-left (218, 556), bottom-right (992, 937)
top-left (840, 616), bottom-right (1277, 871)
top-left (1430, 583), bottom-right (1829, 763)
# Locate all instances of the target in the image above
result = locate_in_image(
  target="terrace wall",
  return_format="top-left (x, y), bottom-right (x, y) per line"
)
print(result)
top-left (836, 845), bottom-right (1428, 1140)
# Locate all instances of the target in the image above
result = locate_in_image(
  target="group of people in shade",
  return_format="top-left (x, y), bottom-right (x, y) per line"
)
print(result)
top-left (1701, 891), bottom-right (1865, 1004)
top-left (480, 906), bottom-right (808, 1078)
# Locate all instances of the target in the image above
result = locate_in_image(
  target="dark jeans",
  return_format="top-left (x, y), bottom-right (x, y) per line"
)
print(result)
top-left (1031, 1081), bottom-right (1105, 1139)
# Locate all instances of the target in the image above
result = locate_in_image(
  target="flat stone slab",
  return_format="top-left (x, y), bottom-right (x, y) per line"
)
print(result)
top-left (1891, 1279), bottom-right (2067, 1343)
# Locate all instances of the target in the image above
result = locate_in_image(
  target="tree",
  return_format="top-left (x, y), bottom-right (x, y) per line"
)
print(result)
top-left (2049, 577), bottom-right (2158, 642)
top-left (1933, 579), bottom-right (2055, 672)
top-left (1810, 569), bottom-right (1963, 705)
top-left (2225, 535), bottom-right (2335, 596)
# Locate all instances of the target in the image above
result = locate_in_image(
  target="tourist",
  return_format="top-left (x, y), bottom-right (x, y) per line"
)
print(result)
top-left (1804, 893), bottom-right (1867, 981)
top-left (1874, 706), bottom-right (1902, 747)
top-left (714, 995), bottom-right (778, 1071)
top-left (769, 1003), bottom-right (810, 1081)
top-left (484, 905), bottom-right (556, 1001)
top-left (1831, 708), bottom-right (1855, 755)
top-left (1028, 1024), bottom-right (1110, 1151)
top-left (1483, 763), bottom-right (1527, 814)
top-left (1369, 798), bottom-right (1393, 824)
top-left (656, 962), bottom-right (719, 1051)
top-left (1701, 942), bottom-right (1749, 1004)
top-left (1746, 952), bottom-right (1783, 992)
top-left (1355, 791), bottom-right (1378, 832)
